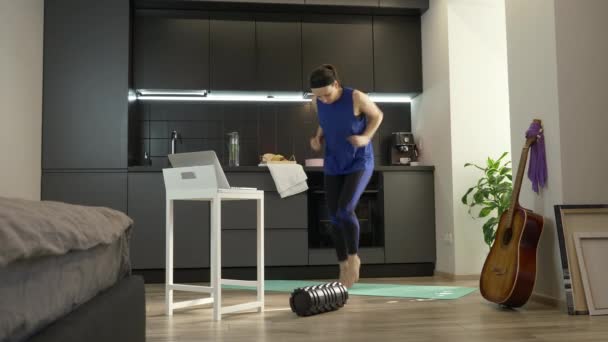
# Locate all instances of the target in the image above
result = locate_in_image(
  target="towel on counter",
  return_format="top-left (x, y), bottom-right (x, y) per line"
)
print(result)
top-left (266, 164), bottom-right (308, 198)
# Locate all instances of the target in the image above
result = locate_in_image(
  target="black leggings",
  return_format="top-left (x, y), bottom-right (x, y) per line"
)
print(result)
top-left (324, 168), bottom-right (373, 262)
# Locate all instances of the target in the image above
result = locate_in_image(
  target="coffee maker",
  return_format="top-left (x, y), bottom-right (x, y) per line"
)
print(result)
top-left (390, 132), bottom-right (418, 165)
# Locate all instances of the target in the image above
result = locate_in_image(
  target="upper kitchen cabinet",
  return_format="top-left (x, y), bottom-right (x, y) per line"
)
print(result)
top-left (373, 15), bottom-right (422, 93)
top-left (213, 0), bottom-right (304, 3)
top-left (42, 0), bottom-right (129, 169)
top-left (255, 14), bottom-right (302, 91)
top-left (379, 0), bottom-right (428, 10)
top-left (133, 12), bottom-right (210, 90)
top-left (210, 13), bottom-right (257, 90)
top-left (302, 15), bottom-right (374, 92)
top-left (305, 0), bottom-right (378, 6)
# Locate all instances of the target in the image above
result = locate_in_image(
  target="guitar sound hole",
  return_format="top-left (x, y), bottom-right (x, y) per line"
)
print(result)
top-left (502, 228), bottom-right (513, 245)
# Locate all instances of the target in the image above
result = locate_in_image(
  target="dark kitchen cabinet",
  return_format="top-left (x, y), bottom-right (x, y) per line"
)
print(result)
top-left (379, 0), bottom-right (428, 10)
top-left (133, 13), bottom-right (210, 90)
top-left (42, 0), bottom-right (129, 169)
top-left (128, 173), bottom-right (210, 269)
top-left (128, 173), bottom-right (165, 269)
top-left (210, 13), bottom-right (257, 90)
top-left (305, 0), bottom-right (378, 6)
top-left (202, 0), bottom-right (304, 3)
top-left (382, 171), bottom-right (435, 263)
top-left (266, 229), bottom-right (308, 266)
top-left (41, 172), bottom-right (128, 213)
top-left (255, 14), bottom-right (302, 91)
top-left (302, 15), bottom-right (374, 92)
top-left (373, 15), bottom-right (422, 93)
top-left (222, 191), bottom-right (307, 229)
top-left (222, 229), bottom-right (308, 267)
top-left (127, 172), bottom-right (309, 269)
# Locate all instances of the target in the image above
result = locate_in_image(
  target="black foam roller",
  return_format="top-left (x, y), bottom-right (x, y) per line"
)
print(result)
top-left (289, 282), bottom-right (349, 316)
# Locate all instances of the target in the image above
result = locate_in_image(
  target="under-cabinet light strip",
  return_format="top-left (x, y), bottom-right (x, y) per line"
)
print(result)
top-left (133, 90), bottom-right (412, 103)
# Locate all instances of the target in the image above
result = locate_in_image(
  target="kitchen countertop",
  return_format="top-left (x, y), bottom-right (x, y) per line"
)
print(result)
top-left (128, 164), bottom-right (434, 172)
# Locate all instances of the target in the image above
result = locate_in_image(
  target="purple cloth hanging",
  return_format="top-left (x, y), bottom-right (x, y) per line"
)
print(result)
top-left (525, 121), bottom-right (548, 193)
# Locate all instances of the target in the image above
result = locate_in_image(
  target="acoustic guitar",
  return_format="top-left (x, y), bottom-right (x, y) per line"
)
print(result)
top-left (479, 120), bottom-right (545, 307)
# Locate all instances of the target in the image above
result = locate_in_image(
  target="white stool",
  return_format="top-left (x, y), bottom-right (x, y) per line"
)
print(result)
top-left (162, 165), bottom-right (264, 321)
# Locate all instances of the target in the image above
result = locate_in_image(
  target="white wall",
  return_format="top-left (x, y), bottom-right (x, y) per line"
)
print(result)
top-left (447, 0), bottom-right (511, 275)
top-left (0, 0), bottom-right (44, 200)
top-left (412, 0), bottom-right (455, 274)
top-left (554, 0), bottom-right (608, 204)
top-left (505, 0), bottom-right (608, 303)
top-left (504, 0), bottom-right (565, 301)
top-left (413, 0), bottom-right (512, 275)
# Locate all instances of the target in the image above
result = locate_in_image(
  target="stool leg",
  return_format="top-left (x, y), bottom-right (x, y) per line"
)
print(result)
top-left (211, 198), bottom-right (222, 321)
top-left (257, 196), bottom-right (265, 312)
top-left (165, 199), bottom-right (174, 316)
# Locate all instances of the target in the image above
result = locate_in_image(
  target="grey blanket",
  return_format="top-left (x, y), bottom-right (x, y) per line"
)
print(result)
top-left (0, 196), bottom-right (133, 267)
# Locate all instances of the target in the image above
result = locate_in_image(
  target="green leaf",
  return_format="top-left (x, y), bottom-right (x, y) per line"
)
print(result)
top-left (473, 190), bottom-right (485, 203)
top-left (496, 182), bottom-right (513, 193)
top-left (496, 152), bottom-right (509, 163)
top-left (482, 218), bottom-right (499, 247)
top-left (461, 187), bottom-right (475, 204)
top-left (462, 153), bottom-right (513, 247)
top-left (483, 202), bottom-right (498, 210)
top-left (479, 207), bottom-right (494, 218)
top-left (486, 217), bottom-right (498, 225)
top-left (465, 163), bottom-right (485, 171)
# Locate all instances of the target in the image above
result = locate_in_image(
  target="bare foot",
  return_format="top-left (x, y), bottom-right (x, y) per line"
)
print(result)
top-left (347, 254), bottom-right (361, 285)
top-left (339, 260), bottom-right (353, 288)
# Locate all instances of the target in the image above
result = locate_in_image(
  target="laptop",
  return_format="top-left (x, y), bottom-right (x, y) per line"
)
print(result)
top-left (167, 151), bottom-right (257, 192)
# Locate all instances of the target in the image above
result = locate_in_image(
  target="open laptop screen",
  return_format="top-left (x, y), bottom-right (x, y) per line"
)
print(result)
top-left (167, 151), bottom-right (230, 189)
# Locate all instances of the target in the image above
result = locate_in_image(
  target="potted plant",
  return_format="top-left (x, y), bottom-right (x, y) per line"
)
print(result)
top-left (461, 152), bottom-right (513, 248)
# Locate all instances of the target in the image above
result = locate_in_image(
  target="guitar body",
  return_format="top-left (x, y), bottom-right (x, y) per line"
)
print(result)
top-left (480, 206), bottom-right (544, 307)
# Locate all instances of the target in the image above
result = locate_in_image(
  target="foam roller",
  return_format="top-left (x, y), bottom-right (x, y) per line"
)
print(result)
top-left (289, 282), bottom-right (349, 316)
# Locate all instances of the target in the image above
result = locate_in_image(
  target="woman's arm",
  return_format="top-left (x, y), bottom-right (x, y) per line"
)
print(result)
top-left (348, 90), bottom-right (384, 147)
top-left (310, 96), bottom-right (324, 151)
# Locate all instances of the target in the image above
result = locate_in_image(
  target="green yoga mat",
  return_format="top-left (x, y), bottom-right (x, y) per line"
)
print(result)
top-left (224, 280), bottom-right (477, 300)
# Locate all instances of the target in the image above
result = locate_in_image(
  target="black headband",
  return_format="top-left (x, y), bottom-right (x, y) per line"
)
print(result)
top-left (310, 77), bottom-right (336, 89)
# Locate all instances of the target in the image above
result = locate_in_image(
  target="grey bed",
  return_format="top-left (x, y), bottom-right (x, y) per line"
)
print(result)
top-left (0, 197), bottom-right (145, 342)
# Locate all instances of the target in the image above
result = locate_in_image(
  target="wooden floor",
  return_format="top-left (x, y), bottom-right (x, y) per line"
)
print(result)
top-left (146, 277), bottom-right (608, 342)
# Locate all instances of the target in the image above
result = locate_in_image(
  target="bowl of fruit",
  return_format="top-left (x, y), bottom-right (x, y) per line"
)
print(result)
top-left (259, 153), bottom-right (297, 166)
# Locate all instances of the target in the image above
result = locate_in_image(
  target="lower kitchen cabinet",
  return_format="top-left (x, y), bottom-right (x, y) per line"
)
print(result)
top-left (128, 173), bottom-right (210, 269)
top-left (42, 172), bottom-right (127, 213)
top-left (128, 172), bottom-right (308, 269)
top-left (222, 229), bottom-right (308, 267)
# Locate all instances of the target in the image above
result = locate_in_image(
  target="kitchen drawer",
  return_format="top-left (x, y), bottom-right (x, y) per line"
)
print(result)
top-left (221, 229), bottom-right (308, 267)
top-left (266, 229), bottom-right (308, 266)
top-left (222, 191), bottom-right (307, 229)
top-left (226, 172), bottom-right (277, 191)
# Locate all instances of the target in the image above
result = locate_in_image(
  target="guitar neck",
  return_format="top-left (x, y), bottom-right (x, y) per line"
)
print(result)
top-left (506, 141), bottom-right (533, 227)
top-left (511, 145), bottom-right (530, 210)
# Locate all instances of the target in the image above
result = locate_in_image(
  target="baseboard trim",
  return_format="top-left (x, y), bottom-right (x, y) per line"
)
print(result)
top-left (434, 271), bottom-right (480, 281)
top-left (529, 292), bottom-right (563, 308)
top-left (133, 263), bottom-right (435, 284)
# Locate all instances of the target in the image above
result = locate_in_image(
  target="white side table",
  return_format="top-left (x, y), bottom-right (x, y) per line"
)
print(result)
top-left (162, 165), bottom-right (264, 321)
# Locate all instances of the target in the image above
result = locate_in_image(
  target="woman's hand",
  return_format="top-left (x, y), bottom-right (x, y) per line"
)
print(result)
top-left (347, 135), bottom-right (370, 147)
top-left (310, 135), bottom-right (323, 151)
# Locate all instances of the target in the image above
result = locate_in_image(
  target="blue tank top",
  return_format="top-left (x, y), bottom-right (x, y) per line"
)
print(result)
top-left (317, 87), bottom-right (374, 175)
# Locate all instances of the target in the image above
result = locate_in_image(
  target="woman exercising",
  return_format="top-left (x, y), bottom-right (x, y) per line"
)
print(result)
top-left (309, 64), bottom-right (383, 288)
